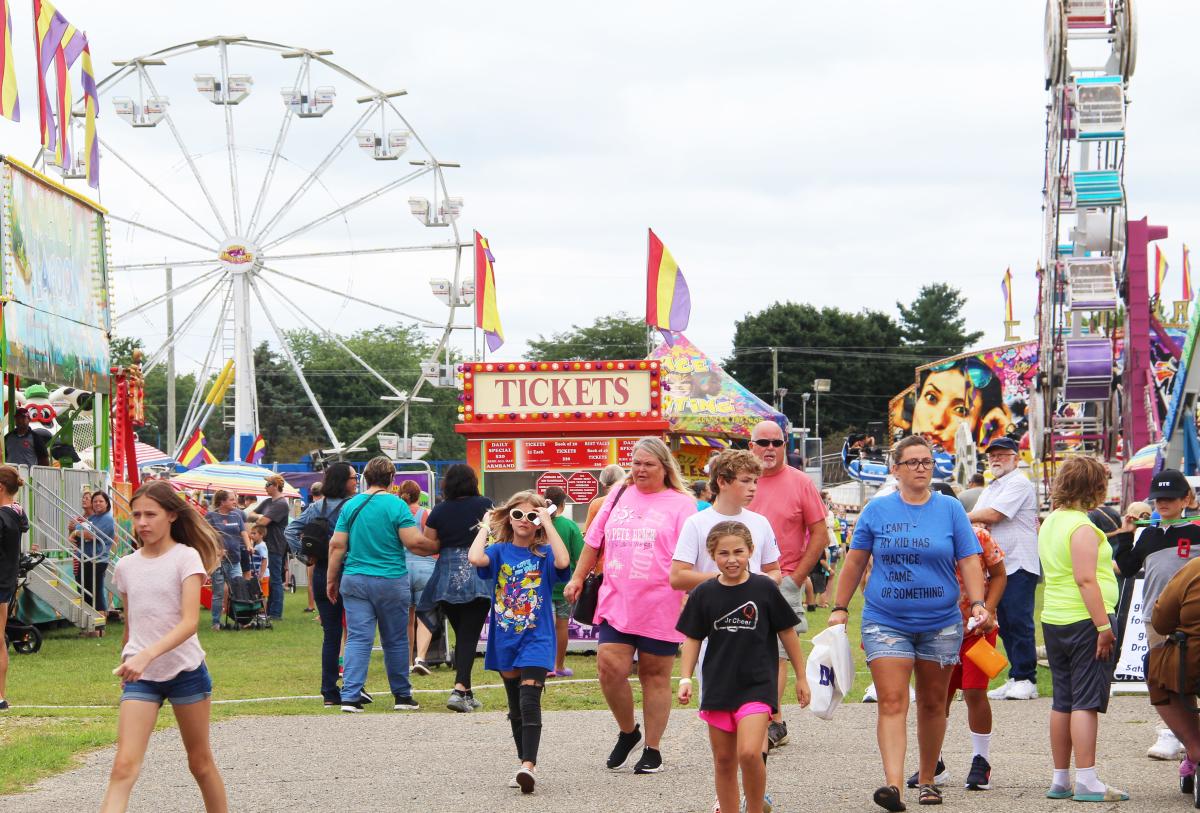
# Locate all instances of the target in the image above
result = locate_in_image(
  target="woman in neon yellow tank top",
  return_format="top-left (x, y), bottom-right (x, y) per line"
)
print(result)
top-left (1037, 456), bottom-right (1125, 803)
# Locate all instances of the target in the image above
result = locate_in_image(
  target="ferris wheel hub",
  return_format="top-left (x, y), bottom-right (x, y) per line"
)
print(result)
top-left (217, 237), bottom-right (263, 274)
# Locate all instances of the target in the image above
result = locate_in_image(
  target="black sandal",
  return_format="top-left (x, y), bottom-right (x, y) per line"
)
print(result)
top-left (874, 785), bottom-right (906, 812)
top-left (918, 784), bottom-right (942, 806)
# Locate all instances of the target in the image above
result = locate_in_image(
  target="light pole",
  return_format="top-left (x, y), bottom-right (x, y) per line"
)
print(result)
top-left (813, 379), bottom-right (831, 439)
top-left (801, 392), bottom-right (810, 435)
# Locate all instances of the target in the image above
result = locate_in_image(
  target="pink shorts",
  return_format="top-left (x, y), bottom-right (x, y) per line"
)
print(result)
top-left (698, 701), bottom-right (774, 733)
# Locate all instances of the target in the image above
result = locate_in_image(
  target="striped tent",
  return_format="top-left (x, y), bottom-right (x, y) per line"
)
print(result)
top-left (169, 462), bottom-right (301, 498)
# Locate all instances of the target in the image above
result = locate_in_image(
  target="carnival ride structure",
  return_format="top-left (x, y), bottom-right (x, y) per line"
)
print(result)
top-left (47, 35), bottom-right (470, 463)
top-left (1035, 1), bottom-right (1150, 500)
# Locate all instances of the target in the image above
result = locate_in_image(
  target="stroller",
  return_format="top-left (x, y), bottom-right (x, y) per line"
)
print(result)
top-left (5, 552), bottom-right (46, 654)
top-left (223, 573), bottom-right (272, 630)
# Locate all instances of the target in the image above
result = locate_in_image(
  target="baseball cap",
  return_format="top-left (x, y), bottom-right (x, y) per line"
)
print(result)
top-left (13, 407), bottom-right (28, 417)
top-left (1123, 500), bottom-right (1152, 519)
top-left (984, 437), bottom-right (1019, 454)
top-left (1148, 469), bottom-right (1191, 500)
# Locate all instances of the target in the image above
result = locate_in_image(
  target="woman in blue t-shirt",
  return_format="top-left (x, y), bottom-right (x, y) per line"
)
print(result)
top-left (77, 491), bottom-right (116, 617)
top-left (829, 436), bottom-right (989, 811)
top-left (468, 490), bottom-right (571, 795)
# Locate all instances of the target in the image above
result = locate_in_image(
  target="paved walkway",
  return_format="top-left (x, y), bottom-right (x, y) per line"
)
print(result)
top-left (1, 697), bottom-right (1182, 812)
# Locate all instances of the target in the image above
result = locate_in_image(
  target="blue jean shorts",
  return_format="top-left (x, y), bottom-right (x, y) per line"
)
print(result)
top-left (862, 619), bottom-right (963, 666)
top-left (0, 587), bottom-right (13, 605)
top-left (120, 662), bottom-right (213, 706)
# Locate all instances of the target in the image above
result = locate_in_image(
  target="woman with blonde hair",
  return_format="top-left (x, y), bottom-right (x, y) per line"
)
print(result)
top-left (565, 436), bottom-right (696, 775)
top-left (468, 490), bottom-right (571, 793)
top-left (101, 480), bottom-right (227, 812)
top-left (1038, 455), bottom-right (1125, 802)
top-left (585, 463), bottom-right (627, 533)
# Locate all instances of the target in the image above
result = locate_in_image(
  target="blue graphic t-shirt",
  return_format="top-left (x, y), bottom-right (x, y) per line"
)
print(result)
top-left (851, 492), bottom-right (981, 633)
top-left (478, 542), bottom-right (571, 671)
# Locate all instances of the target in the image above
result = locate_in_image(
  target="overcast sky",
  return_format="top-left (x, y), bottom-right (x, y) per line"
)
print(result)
top-left (3, 1), bottom-right (1197, 384)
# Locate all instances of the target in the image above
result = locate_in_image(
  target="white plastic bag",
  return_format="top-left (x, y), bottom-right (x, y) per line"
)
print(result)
top-left (804, 623), bottom-right (854, 720)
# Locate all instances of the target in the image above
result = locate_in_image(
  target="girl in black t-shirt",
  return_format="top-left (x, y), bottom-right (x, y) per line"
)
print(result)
top-left (677, 521), bottom-right (810, 813)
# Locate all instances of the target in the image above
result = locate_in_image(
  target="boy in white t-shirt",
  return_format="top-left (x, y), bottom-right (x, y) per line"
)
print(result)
top-left (671, 449), bottom-right (782, 590)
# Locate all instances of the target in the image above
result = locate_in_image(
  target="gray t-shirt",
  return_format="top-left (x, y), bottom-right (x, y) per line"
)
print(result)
top-left (975, 470), bottom-right (1039, 575)
top-left (958, 486), bottom-right (984, 512)
top-left (5, 429), bottom-right (47, 467)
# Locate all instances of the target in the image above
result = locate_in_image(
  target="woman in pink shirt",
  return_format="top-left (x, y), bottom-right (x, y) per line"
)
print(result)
top-left (565, 437), bottom-right (696, 776)
top-left (101, 481), bottom-right (228, 813)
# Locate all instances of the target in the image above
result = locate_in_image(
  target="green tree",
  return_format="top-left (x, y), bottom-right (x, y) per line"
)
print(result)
top-left (724, 303), bottom-right (915, 438)
top-left (896, 283), bottom-right (983, 356)
top-left (527, 312), bottom-right (649, 361)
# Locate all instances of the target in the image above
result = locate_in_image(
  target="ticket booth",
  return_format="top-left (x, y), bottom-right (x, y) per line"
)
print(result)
top-left (458, 359), bottom-right (669, 653)
top-left (457, 359), bottom-right (669, 511)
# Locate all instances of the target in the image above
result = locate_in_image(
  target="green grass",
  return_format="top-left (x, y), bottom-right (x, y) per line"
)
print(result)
top-left (0, 566), bottom-right (1054, 795)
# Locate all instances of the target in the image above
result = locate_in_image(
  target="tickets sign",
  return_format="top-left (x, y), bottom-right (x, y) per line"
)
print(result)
top-left (460, 360), bottom-right (662, 421)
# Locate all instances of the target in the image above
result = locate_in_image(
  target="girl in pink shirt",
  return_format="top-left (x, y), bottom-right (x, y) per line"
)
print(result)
top-left (565, 437), bottom-right (696, 776)
top-left (101, 481), bottom-right (228, 813)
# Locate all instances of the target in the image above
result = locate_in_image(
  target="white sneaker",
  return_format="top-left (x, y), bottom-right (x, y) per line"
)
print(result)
top-left (508, 772), bottom-right (520, 789)
top-left (863, 683), bottom-right (878, 702)
top-left (1004, 679), bottom-right (1038, 700)
top-left (1149, 728), bottom-right (1186, 760)
top-left (987, 678), bottom-right (1015, 700)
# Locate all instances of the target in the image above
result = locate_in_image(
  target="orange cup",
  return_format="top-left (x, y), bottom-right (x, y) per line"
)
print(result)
top-left (965, 635), bottom-right (1008, 679)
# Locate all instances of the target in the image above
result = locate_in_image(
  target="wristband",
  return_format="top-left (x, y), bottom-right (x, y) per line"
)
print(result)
top-left (970, 600), bottom-right (987, 610)
top-left (678, 677), bottom-right (693, 685)
top-left (1095, 623), bottom-right (1111, 633)
top-left (832, 606), bottom-right (849, 613)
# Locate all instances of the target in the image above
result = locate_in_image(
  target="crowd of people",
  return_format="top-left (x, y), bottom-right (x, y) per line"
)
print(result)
top-left (6, 427), bottom-right (1200, 812)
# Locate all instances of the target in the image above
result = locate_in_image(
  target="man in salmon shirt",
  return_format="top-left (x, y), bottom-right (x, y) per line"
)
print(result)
top-left (748, 420), bottom-right (830, 749)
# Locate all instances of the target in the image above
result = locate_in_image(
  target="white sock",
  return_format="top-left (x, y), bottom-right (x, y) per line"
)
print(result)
top-left (1075, 766), bottom-right (1104, 793)
top-left (1052, 768), bottom-right (1070, 788)
top-left (970, 731), bottom-right (991, 761)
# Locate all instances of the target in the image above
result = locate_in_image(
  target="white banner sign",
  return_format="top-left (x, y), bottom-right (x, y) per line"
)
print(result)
top-left (1113, 578), bottom-right (1148, 682)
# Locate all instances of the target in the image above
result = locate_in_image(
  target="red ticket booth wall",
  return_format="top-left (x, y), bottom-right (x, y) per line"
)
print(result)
top-left (456, 359), bottom-right (669, 512)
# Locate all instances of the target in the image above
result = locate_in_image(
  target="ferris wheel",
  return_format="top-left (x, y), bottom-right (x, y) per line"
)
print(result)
top-left (47, 35), bottom-right (472, 461)
top-left (1036, 1), bottom-right (1136, 473)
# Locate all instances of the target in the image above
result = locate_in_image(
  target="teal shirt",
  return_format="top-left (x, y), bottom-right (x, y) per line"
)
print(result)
top-left (551, 515), bottom-right (585, 601)
top-left (334, 492), bottom-right (417, 579)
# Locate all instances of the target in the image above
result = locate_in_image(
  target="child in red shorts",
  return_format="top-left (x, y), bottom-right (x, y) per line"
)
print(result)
top-left (928, 523), bottom-right (1007, 791)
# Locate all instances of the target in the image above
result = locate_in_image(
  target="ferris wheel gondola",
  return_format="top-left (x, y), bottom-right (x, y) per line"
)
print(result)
top-left (43, 36), bottom-right (472, 461)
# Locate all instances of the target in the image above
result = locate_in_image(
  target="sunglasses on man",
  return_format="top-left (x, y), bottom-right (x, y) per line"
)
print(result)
top-left (752, 439), bottom-right (785, 448)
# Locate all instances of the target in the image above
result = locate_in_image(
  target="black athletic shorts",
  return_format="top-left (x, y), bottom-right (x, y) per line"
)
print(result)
top-left (1042, 615), bottom-right (1117, 714)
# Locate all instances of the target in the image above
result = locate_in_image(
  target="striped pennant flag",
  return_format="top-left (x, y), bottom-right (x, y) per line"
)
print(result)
top-left (646, 228), bottom-right (691, 346)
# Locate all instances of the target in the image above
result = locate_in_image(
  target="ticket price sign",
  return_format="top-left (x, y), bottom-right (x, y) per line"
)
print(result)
top-left (566, 471), bottom-right (599, 503)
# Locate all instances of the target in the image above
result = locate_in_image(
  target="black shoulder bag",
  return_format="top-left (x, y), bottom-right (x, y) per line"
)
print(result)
top-left (572, 484), bottom-right (628, 625)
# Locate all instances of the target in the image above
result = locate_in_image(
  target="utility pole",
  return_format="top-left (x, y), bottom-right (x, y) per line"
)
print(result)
top-left (771, 347), bottom-right (779, 410)
top-left (165, 266), bottom-right (176, 457)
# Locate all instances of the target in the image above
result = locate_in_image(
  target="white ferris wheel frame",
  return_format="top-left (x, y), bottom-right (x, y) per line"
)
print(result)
top-left (46, 35), bottom-right (471, 461)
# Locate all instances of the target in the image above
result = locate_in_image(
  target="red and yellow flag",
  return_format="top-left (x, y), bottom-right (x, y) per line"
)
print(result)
top-left (1183, 244), bottom-right (1193, 303)
top-left (1155, 245), bottom-right (1169, 298)
top-left (473, 231), bottom-right (504, 353)
top-left (646, 229), bottom-right (691, 345)
top-left (0, 1), bottom-right (19, 121)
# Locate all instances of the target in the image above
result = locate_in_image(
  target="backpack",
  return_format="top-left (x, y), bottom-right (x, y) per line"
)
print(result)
top-left (300, 499), bottom-right (346, 564)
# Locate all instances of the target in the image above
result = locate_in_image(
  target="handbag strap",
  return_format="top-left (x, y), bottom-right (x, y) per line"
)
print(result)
top-left (343, 492), bottom-right (379, 552)
top-left (594, 483), bottom-right (629, 559)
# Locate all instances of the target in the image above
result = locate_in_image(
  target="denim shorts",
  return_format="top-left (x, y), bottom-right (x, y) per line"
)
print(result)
top-left (0, 587), bottom-right (13, 605)
top-left (861, 619), bottom-right (963, 666)
top-left (120, 662), bottom-right (213, 706)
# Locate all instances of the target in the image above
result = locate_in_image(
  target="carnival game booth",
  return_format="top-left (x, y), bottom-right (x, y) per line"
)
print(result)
top-left (648, 334), bottom-right (787, 478)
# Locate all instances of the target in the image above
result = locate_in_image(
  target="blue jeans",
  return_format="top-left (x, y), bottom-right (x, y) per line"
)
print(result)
top-left (340, 572), bottom-right (412, 702)
top-left (209, 560), bottom-right (241, 626)
top-left (996, 568), bottom-right (1038, 682)
top-left (311, 564), bottom-right (345, 702)
top-left (267, 551), bottom-right (285, 618)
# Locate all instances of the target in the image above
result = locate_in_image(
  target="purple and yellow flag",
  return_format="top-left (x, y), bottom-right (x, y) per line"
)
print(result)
top-left (34, 0), bottom-right (67, 156)
top-left (1156, 245), bottom-right (1169, 299)
top-left (473, 231), bottom-right (504, 353)
top-left (1000, 268), bottom-right (1014, 322)
top-left (646, 229), bottom-right (691, 346)
top-left (244, 434), bottom-right (266, 465)
top-left (80, 40), bottom-right (98, 187)
top-left (178, 428), bottom-right (216, 470)
top-left (0, 1), bottom-right (19, 121)
top-left (1183, 244), bottom-right (1193, 303)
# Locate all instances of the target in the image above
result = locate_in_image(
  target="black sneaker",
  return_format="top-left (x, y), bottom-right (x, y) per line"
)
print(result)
top-left (964, 755), bottom-right (991, 790)
top-left (323, 698), bottom-right (340, 708)
top-left (633, 747), bottom-right (663, 774)
top-left (766, 720), bottom-right (788, 749)
top-left (606, 724), bottom-right (642, 770)
top-left (907, 759), bottom-right (949, 788)
top-left (393, 694), bottom-right (420, 710)
top-left (412, 659), bottom-right (432, 676)
top-left (340, 701), bottom-right (364, 713)
top-left (360, 690), bottom-right (373, 705)
top-left (0, 699), bottom-right (8, 711)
